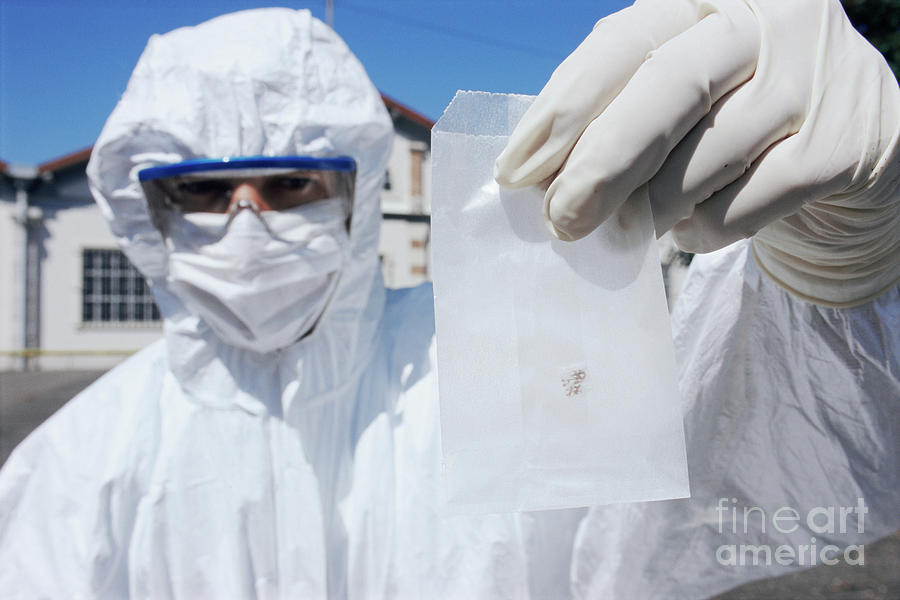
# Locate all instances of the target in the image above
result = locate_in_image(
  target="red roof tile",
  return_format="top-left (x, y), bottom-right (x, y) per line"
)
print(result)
top-left (38, 147), bottom-right (93, 174)
top-left (381, 94), bottom-right (434, 130)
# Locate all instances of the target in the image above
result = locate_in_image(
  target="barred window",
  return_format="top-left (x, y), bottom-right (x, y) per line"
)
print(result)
top-left (82, 248), bottom-right (160, 323)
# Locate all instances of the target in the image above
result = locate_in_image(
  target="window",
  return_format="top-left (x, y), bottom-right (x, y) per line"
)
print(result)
top-left (410, 149), bottom-right (424, 197)
top-left (82, 248), bottom-right (160, 323)
top-left (383, 169), bottom-right (392, 190)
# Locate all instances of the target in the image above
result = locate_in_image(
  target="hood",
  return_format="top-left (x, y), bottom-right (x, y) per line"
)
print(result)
top-left (87, 8), bottom-right (394, 411)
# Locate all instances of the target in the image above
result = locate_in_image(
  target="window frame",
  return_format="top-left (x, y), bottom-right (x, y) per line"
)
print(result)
top-left (80, 247), bottom-right (162, 328)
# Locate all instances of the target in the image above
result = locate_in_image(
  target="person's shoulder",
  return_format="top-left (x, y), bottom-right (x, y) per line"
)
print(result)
top-left (0, 339), bottom-right (169, 593)
top-left (73, 338), bottom-right (169, 402)
top-left (41, 338), bottom-right (170, 429)
top-left (3, 339), bottom-right (169, 474)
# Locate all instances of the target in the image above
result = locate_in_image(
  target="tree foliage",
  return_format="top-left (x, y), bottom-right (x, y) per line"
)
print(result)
top-left (841, 0), bottom-right (900, 81)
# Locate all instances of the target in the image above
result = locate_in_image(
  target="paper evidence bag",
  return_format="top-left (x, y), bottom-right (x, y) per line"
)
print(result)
top-left (431, 91), bottom-right (689, 514)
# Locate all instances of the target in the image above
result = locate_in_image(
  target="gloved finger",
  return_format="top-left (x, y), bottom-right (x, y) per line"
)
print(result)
top-left (494, 0), bottom-right (701, 189)
top-left (648, 0), bottom-right (824, 238)
top-left (544, 4), bottom-right (759, 241)
top-left (670, 130), bottom-right (845, 254)
top-left (648, 79), bottom-right (805, 237)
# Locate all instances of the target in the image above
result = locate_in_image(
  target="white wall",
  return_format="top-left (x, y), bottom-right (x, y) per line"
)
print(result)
top-left (382, 131), bottom-right (431, 215)
top-left (378, 219), bottom-right (430, 289)
top-left (36, 199), bottom-right (162, 370)
top-left (378, 126), bottom-right (432, 289)
top-left (0, 199), bottom-right (23, 370)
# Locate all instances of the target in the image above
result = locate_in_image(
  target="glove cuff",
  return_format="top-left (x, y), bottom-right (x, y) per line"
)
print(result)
top-left (751, 238), bottom-right (900, 308)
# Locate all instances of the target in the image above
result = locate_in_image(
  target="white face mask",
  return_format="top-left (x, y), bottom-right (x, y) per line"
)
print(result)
top-left (164, 198), bottom-right (349, 354)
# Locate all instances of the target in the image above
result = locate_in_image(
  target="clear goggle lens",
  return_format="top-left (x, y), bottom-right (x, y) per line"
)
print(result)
top-left (138, 156), bottom-right (356, 237)
top-left (158, 169), bottom-right (345, 213)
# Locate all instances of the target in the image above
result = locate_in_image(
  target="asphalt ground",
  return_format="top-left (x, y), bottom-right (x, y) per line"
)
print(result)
top-left (0, 370), bottom-right (105, 465)
top-left (1, 370), bottom-right (897, 598)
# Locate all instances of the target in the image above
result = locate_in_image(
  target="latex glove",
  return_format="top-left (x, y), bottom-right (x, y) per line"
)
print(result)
top-left (495, 0), bottom-right (900, 306)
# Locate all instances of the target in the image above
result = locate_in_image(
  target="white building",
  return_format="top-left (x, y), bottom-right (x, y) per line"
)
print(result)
top-left (0, 94), bottom-right (433, 371)
top-left (379, 97), bottom-right (433, 288)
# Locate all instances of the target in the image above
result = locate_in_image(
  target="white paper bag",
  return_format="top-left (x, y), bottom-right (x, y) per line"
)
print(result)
top-left (431, 91), bottom-right (689, 514)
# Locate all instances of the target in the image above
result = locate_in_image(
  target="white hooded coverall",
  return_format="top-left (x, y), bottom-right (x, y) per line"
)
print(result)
top-left (0, 8), bottom-right (897, 600)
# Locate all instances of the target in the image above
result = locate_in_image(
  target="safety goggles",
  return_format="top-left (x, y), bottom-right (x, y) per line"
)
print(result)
top-left (139, 156), bottom-right (356, 237)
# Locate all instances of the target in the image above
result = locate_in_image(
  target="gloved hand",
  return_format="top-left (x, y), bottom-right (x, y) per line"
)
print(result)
top-left (495, 0), bottom-right (900, 306)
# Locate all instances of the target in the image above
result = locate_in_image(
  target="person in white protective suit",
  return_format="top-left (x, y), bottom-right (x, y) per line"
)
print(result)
top-left (0, 2), bottom-right (897, 599)
top-left (0, 8), bottom-right (582, 599)
top-left (494, 0), bottom-right (900, 598)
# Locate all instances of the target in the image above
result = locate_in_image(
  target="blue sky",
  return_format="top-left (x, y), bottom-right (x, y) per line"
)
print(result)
top-left (0, 0), bottom-right (629, 165)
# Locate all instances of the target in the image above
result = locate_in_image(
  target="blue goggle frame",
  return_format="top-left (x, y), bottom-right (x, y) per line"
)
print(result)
top-left (138, 155), bottom-right (357, 182)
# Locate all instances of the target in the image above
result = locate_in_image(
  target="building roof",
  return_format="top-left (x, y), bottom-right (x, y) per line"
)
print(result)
top-left (381, 94), bottom-right (434, 130)
top-left (37, 147), bottom-right (93, 174)
top-left (0, 94), bottom-right (433, 177)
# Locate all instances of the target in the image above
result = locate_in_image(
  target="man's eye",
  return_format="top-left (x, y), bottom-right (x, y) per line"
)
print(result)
top-left (272, 177), bottom-right (313, 190)
top-left (177, 180), bottom-right (230, 196)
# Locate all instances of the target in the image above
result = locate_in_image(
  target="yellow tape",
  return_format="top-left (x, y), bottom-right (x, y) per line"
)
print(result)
top-left (0, 349), bottom-right (139, 358)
